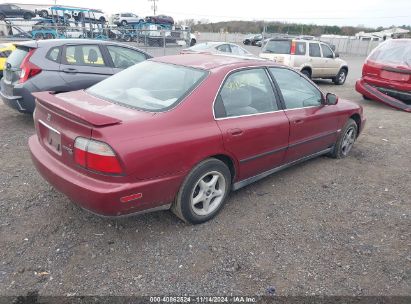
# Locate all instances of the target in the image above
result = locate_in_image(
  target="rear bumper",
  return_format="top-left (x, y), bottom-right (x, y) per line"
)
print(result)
top-left (0, 79), bottom-right (36, 113)
top-left (355, 78), bottom-right (411, 112)
top-left (29, 135), bottom-right (184, 217)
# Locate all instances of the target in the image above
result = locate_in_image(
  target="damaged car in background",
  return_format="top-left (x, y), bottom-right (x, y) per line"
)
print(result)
top-left (356, 38), bottom-right (411, 112)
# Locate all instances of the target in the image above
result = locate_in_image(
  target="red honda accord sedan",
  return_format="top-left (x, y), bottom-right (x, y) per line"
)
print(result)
top-left (29, 54), bottom-right (365, 224)
top-left (356, 39), bottom-right (411, 112)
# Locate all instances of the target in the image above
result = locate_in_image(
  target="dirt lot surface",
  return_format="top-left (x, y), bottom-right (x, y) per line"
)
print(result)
top-left (0, 51), bottom-right (410, 297)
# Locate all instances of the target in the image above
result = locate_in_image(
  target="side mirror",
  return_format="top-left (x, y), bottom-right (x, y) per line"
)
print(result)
top-left (334, 52), bottom-right (340, 58)
top-left (326, 93), bottom-right (338, 105)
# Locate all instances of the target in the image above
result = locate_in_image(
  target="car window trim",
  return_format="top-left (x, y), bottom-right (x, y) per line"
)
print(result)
top-left (267, 66), bottom-right (325, 110)
top-left (212, 66), bottom-right (283, 120)
top-left (61, 44), bottom-right (109, 67)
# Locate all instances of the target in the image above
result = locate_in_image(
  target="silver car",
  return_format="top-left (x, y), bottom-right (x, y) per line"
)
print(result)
top-left (1, 39), bottom-right (151, 113)
top-left (181, 42), bottom-right (256, 58)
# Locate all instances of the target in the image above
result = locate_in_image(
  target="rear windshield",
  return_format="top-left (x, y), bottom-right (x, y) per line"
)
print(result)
top-left (368, 39), bottom-right (411, 66)
top-left (6, 47), bottom-right (28, 68)
top-left (87, 61), bottom-right (207, 112)
top-left (262, 40), bottom-right (291, 54)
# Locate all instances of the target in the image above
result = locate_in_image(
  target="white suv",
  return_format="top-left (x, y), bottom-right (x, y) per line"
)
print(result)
top-left (113, 13), bottom-right (143, 26)
top-left (259, 38), bottom-right (349, 85)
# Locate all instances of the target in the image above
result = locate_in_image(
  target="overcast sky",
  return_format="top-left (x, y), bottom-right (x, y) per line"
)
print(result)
top-left (14, 0), bottom-right (411, 27)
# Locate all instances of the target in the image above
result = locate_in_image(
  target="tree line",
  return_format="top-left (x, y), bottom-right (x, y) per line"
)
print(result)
top-left (177, 19), bottom-right (410, 36)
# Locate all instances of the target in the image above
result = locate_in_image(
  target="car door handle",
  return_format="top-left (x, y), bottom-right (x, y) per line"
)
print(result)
top-left (228, 128), bottom-right (243, 136)
top-left (62, 68), bottom-right (78, 73)
top-left (293, 118), bottom-right (305, 124)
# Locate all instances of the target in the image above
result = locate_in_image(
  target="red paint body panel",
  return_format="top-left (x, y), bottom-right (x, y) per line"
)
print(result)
top-left (29, 54), bottom-right (365, 217)
top-left (216, 112), bottom-right (289, 180)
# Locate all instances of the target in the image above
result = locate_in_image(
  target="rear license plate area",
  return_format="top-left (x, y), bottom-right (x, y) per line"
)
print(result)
top-left (380, 70), bottom-right (410, 82)
top-left (39, 120), bottom-right (62, 155)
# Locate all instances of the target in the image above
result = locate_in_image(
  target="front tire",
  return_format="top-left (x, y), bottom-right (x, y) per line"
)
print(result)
top-left (301, 69), bottom-right (311, 79)
top-left (40, 10), bottom-right (48, 18)
top-left (172, 159), bottom-right (231, 224)
top-left (330, 119), bottom-right (358, 159)
top-left (333, 68), bottom-right (347, 85)
top-left (121, 20), bottom-right (128, 26)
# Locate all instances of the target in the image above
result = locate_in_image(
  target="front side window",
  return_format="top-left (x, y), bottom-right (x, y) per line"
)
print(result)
top-left (214, 69), bottom-right (278, 118)
top-left (309, 43), bottom-right (321, 57)
top-left (87, 61), bottom-right (207, 112)
top-left (107, 46), bottom-right (146, 69)
top-left (64, 45), bottom-right (106, 66)
top-left (270, 68), bottom-right (323, 109)
top-left (321, 44), bottom-right (334, 58)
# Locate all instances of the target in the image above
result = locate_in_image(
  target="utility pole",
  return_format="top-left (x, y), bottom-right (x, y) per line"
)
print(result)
top-left (148, 0), bottom-right (158, 16)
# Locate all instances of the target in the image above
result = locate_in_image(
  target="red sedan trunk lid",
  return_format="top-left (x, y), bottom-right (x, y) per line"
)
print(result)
top-left (32, 90), bottom-right (152, 173)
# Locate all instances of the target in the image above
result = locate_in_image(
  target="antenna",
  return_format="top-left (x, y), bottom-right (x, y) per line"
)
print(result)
top-left (148, 0), bottom-right (158, 16)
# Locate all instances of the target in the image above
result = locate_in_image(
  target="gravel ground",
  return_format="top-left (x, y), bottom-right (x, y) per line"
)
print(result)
top-left (0, 49), bottom-right (410, 297)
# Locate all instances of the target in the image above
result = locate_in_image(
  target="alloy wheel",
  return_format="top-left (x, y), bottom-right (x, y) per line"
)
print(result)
top-left (190, 171), bottom-right (226, 216)
top-left (341, 127), bottom-right (355, 156)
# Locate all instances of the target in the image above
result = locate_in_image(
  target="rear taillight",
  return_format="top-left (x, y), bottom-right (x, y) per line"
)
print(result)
top-left (19, 49), bottom-right (42, 83)
top-left (290, 41), bottom-right (296, 55)
top-left (74, 137), bottom-right (122, 175)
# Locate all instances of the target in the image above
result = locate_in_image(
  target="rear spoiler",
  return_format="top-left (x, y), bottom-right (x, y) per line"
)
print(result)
top-left (33, 91), bottom-right (122, 127)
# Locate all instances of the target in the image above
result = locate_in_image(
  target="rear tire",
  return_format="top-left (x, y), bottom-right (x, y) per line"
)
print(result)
top-left (190, 38), bottom-right (196, 46)
top-left (121, 20), bottom-right (127, 26)
top-left (0, 14), bottom-right (5, 20)
top-left (329, 119), bottom-right (358, 159)
top-left (362, 94), bottom-right (371, 100)
top-left (333, 68), bottom-right (347, 85)
top-left (301, 69), bottom-right (311, 79)
top-left (23, 12), bottom-right (33, 20)
top-left (172, 159), bottom-right (231, 224)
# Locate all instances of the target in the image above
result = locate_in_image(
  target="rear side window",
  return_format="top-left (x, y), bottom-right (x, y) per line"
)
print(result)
top-left (46, 47), bottom-right (61, 62)
top-left (107, 46), bottom-right (146, 69)
top-left (216, 44), bottom-right (231, 53)
top-left (214, 68), bottom-right (278, 118)
top-left (64, 45), bottom-right (106, 66)
top-left (6, 47), bottom-right (29, 68)
top-left (262, 40), bottom-right (291, 54)
top-left (309, 43), bottom-right (321, 57)
top-left (295, 42), bottom-right (306, 55)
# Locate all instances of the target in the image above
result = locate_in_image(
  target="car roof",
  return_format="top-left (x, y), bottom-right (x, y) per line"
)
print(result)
top-left (14, 39), bottom-right (145, 49)
top-left (152, 54), bottom-right (273, 71)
